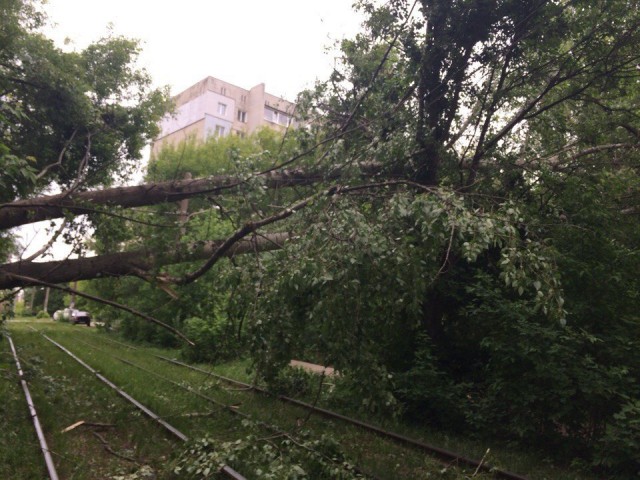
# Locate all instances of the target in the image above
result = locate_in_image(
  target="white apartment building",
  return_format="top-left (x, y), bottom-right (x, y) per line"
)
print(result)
top-left (151, 76), bottom-right (296, 155)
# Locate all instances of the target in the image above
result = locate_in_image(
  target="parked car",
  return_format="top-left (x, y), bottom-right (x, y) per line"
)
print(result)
top-left (70, 309), bottom-right (91, 326)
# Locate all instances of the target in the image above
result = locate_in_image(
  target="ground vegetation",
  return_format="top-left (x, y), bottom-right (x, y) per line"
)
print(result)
top-left (1, 0), bottom-right (639, 474)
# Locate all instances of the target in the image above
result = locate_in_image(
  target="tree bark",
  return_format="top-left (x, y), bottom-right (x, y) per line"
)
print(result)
top-left (0, 171), bottom-right (326, 230)
top-left (43, 286), bottom-right (49, 312)
top-left (0, 233), bottom-right (289, 289)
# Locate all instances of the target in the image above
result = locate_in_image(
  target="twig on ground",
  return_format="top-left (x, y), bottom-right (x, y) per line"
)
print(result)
top-left (91, 431), bottom-right (140, 465)
top-left (472, 448), bottom-right (491, 477)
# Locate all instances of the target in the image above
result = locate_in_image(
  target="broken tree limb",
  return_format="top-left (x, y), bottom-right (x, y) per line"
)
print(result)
top-left (8, 273), bottom-right (196, 345)
top-left (0, 171), bottom-right (330, 230)
top-left (0, 232), bottom-right (290, 290)
top-left (91, 431), bottom-right (139, 464)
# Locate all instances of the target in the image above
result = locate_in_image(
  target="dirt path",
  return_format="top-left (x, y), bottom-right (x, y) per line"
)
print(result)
top-left (289, 360), bottom-right (336, 376)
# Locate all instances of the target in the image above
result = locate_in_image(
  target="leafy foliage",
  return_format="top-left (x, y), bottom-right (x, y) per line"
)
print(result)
top-left (0, 0), bottom-right (170, 266)
top-left (182, 315), bottom-right (239, 363)
top-left (1, 0), bottom-right (638, 475)
top-left (174, 426), bottom-right (364, 480)
top-left (596, 399), bottom-right (640, 473)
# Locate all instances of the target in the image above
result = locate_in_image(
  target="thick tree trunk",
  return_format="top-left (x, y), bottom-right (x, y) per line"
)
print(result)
top-left (0, 171), bottom-right (325, 230)
top-left (0, 233), bottom-right (289, 289)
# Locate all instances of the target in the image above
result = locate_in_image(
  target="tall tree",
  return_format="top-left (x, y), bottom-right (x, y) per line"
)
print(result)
top-left (0, 0), bottom-right (169, 261)
top-left (240, 0), bottom-right (640, 471)
top-left (0, 1), bottom-right (638, 471)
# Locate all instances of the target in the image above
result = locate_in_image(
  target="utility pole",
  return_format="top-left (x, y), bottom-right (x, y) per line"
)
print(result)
top-left (43, 287), bottom-right (50, 313)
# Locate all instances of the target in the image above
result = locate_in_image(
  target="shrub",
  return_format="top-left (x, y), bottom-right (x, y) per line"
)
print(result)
top-left (181, 316), bottom-right (239, 363)
top-left (12, 299), bottom-right (24, 317)
top-left (35, 310), bottom-right (50, 319)
top-left (268, 366), bottom-right (317, 398)
top-left (395, 334), bottom-right (468, 431)
top-left (594, 400), bottom-right (640, 474)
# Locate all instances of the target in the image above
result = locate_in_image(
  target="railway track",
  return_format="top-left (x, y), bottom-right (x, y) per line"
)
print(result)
top-left (71, 329), bottom-right (530, 480)
top-left (4, 332), bottom-right (59, 480)
top-left (155, 356), bottom-right (530, 480)
top-left (27, 327), bottom-right (247, 480)
top-left (63, 334), bottom-right (382, 480)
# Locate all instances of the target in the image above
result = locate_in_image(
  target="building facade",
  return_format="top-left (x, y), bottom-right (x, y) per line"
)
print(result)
top-left (151, 76), bottom-right (296, 155)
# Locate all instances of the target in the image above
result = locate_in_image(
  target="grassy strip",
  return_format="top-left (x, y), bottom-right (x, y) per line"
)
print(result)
top-left (28, 321), bottom-right (596, 479)
top-left (6, 322), bottom-right (177, 479)
top-left (87, 326), bottom-right (596, 480)
top-left (0, 333), bottom-right (51, 479)
top-left (42, 323), bottom-right (493, 479)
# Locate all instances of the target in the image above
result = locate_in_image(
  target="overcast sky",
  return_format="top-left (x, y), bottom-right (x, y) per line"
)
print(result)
top-left (20, 1), bottom-right (365, 259)
top-left (44, 0), bottom-right (364, 99)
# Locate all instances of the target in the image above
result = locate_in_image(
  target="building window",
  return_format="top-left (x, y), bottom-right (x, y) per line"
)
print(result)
top-left (264, 107), bottom-right (276, 123)
top-left (279, 113), bottom-right (291, 126)
top-left (214, 125), bottom-right (226, 137)
top-left (221, 87), bottom-right (227, 95)
top-left (235, 130), bottom-right (246, 138)
top-left (264, 107), bottom-right (291, 126)
top-left (237, 110), bottom-right (247, 123)
top-left (218, 102), bottom-right (227, 116)
top-left (240, 94), bottom-right (247, 103)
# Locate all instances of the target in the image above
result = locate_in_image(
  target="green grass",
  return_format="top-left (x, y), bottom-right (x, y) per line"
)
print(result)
top-left (4, 321), bottom-right (177, 479)
top-left (0, 334), bottom-right (50, 479)
top-left (24, 321), bottom-right (480, 478)
top-left (191, 343), bottom-right (597, 480)
top-left (4, 320), bottom-right (598, 479)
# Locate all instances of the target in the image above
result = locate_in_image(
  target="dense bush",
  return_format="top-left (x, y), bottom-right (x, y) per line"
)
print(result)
top-left (243, 185), bottom-right (639, 473)
top-left (181, 316), bottom-right (239, 363)
top-left (595, 400), bottom-right (640, 473)
top-left (267, 366), bottom-right (318, 398)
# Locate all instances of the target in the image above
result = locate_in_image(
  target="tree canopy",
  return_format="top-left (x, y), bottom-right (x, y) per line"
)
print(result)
top-left (1, 0), bottom-right (639, 474)
top-left (0, 0), bottom-right (170, 260)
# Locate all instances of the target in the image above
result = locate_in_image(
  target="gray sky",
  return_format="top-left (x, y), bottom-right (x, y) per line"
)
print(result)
top-left (44, 0), bottom-right (364, 99)
top-left (20, 1), bottom-right (364, 259)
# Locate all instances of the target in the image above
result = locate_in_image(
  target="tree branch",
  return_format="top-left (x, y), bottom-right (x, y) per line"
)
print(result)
top-left (20, 221), bottom-right (68, 262)
top-left (174, 180), bottom-right (438, 286)
top-left (4, 273), bottom-right (195, 345)
top-left (0, 170), bottom-right (335, 230)
top-left (0, 233), bottom-right (290, 290)
top-left (35, 130), bottom-right (78, 181)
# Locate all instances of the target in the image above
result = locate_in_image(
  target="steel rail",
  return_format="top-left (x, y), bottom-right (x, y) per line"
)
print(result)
top-left (88, 332), bottom-right (530, 480)
top-left (119, 356), bottom-right (379, 479)
top-left (67, 335), bottom-right (381, 480)
top-left (42, 333), bottom-right (188, 441)
top-left (37, 331), bottom-right (247, 480)
top-left (99, 335), bottom-right (138, 350)
top-left (5, 333), bottom-right (60, 480)
top-left (154, 355), bottom-right (530, 480)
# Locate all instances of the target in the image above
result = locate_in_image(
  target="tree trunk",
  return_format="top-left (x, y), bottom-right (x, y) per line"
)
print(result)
top-left (0, 169), bottom-right (356, 230)
top-left (0, 233), bottom-right (289, 289)
top-left (43, 287), bottom-right (50, 313)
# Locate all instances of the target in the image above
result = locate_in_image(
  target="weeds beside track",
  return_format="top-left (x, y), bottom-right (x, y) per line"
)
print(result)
top-left (35, 329), bottom-right (248, 480)
top-left (44, 325), bottom-right (522, 479)
top-left (82, 331), bottom-right (527, 480)
top-left (18, 321), bottom-right (596, 480)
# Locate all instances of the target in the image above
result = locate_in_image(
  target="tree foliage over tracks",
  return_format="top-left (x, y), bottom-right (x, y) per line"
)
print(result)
top-left (1, 0), bottom-right (639, 474)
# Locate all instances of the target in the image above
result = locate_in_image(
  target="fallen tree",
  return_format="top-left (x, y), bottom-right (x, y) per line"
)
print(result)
top-left (0, 171), bottom-right (325, 230)
top-left (0, 233), bottom-right (289, 289)
top-left (2, 1), bottom-right (639, 474)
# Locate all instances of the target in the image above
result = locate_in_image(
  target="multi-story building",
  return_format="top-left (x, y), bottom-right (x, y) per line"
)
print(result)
top-left (151, 76), bottom-right (296, 155)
